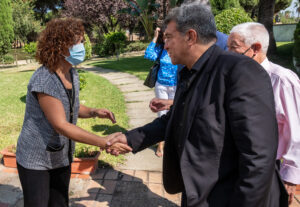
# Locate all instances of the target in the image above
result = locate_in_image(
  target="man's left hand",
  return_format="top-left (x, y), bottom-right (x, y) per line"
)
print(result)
top-left (284, 181), bottom-right (297, 205)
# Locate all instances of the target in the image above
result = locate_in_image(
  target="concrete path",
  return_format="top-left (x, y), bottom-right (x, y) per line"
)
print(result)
top-left (83, 65), bottom-right (163, 172)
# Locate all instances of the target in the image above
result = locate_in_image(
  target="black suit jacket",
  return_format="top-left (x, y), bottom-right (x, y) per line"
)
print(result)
top-left (126, 46), bottom-right (288, 207)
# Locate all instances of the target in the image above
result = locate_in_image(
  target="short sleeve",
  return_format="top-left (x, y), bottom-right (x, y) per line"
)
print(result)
top-left (28, 69), bottom-right (61, 100)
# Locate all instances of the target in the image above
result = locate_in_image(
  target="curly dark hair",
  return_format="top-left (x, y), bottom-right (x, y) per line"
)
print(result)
top-left (36, 18), bottom-right (85, 72)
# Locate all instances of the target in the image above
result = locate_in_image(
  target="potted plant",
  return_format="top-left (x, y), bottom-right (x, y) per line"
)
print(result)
top-left (1, 144), bottom-right (100, 175)
top-left (71, 144), bottom-right (100, 175)
top-left (0, 145), bottom-right (17, 168)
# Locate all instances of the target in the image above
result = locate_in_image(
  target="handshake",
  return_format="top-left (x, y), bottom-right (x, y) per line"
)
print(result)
top-left (103, 132), bottom-right (132, 156)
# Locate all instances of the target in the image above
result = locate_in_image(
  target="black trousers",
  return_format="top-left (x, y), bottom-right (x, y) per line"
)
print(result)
top-left (17, 163), bottom-right (71, 207)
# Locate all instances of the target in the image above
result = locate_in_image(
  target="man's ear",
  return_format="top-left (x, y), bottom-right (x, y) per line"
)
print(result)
top-left (251, 42), bottom-right (262, 55)
top-left (186, 29), bottom-right (198, 44)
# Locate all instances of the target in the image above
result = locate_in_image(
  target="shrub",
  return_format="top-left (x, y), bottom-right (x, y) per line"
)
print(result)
top-left (93, 35), bottom-right (114, 57)
top-left (23, 42), bottom-right (37, 57)
top-left (2, 54), bottom-right (14, 64)
top-left (215, 8), bottom-right (253, 34)
top-left (74, 143), bottom-right (98, 158)
top-left (293, 21), bottom-right (300, 59)
top-left (0, 0), bottom-right (14, 57)
top-left (93, 31), bottom-right (127, 57)
top-left (293, 21), bottom-right (300, 71)
top-left (77, 69), bottom-right (87, 90)
top-left (84, 33), bottom-right (92, 60)
top-left (123, 41), bottom-right (149, 53)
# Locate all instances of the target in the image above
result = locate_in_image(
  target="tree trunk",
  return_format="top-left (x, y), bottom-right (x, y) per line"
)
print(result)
top-left (258, 0), bottom-right (277, 55)
top-left (163, 0), bottom-right (167, 18)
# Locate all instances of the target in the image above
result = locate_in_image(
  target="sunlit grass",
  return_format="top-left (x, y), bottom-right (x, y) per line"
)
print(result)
top-left (0, 68), bottom-right (129, 167)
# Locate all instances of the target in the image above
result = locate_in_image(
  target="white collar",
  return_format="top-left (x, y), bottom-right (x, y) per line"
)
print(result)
top-left (260, 57), bottom-right (271, 72)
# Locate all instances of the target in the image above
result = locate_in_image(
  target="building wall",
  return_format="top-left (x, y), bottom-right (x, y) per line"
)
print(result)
top-left (273, 24), bottom-right (297, 42)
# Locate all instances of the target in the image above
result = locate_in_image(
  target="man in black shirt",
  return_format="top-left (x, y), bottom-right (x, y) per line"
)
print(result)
top-left (107, 2), bottom-right (288, 207)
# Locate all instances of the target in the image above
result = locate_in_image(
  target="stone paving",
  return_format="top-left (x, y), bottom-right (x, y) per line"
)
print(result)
top-left (83, 64), bottom-right (163, 172)
top-left (0, 167), bottom-right (181, 207)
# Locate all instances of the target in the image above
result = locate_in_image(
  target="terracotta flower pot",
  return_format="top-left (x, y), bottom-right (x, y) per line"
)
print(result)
top-left (71, 151), bottom-right (100, 175)
top-left (0, 146), bottom-right (17, 168)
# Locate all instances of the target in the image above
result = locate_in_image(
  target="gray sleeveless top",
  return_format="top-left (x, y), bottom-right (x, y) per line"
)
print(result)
top-left (16, 66), bottom-right (80, 170)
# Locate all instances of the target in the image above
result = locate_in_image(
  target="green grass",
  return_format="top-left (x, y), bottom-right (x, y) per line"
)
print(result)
top-left (89, 56), bottom-right (153, 80)
top-left (270, 42), bottom-right (298, 75)
top-left (0, 68), bottom-right (129, 167)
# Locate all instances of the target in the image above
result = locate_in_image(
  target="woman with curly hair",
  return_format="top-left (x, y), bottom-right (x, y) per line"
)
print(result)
top-left (16, 18), bottom-right (131, 207)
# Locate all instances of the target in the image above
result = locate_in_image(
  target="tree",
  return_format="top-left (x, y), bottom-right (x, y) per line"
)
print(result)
top-left (258, 0), bottom-right (276, 54)
top-left (31, 0), bottom-right (64, 24)
top-left (295, 0), bottom-right (300, 19)
top-left (63, 0), bottom-right (134, 34)
top-left (121, 0), bottom-right (161, 41)
top-left (210, 0), bottom-right (241, 15)
top-left (275, 0), bottom-right (292, 13)
top-left (0, 0), bottom-right (14, 58)
top-left (12, 0), bottom-right (41, 47)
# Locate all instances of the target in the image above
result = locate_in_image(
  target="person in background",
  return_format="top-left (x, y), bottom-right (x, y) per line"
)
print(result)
top-left (149, 0), bottom-right (228, 113)
top-left (227, 22), bottom-right (300, 205)
top-left (144, 26), bottom-right (178, 157)
top-left (16, 18), bottom-right (131, 207)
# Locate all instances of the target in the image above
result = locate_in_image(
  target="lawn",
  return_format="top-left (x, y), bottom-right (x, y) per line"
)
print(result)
top-left (269, 42), bottom-right (297, 75)
top-left (0, 68), bottom-right (129, 167)
top-left (89, 56), bottom-right (153, 81)
top-left (89, 42), bottom-right (298, 81)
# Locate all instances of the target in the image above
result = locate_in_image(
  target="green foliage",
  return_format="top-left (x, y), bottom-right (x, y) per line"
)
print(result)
top-left (0, 0), bottom-right (14, 58)
top-left (3, 54), bottom-right (14, 64)
top-left (239, 0), bottom-right (258, 13)
top-left (11, 0), bottom-right (41, 44)
top-left (84, 34), bottom-right (92, 60)
top-left (78, 71), bottom-right (87, 91)
top-left (278, 13), bottom-right (298, 24)
top-left (123, 41), bottom-right (149, 52)
top-left (23, 42), bottom-right (37, 57)
top-left (94, 31), bottom-right (127, 57)
top-left (215, 8), bottom-right (253, 34)
top-left (121, 0), bottom-right (160, 40)
top-left (275, 0), bottom-right (293, 13)
top-left (293, 21), bottom-right (300, 60)
top-left (210, 0), bottom-right (241, 15)
top-left (74, 144), bottom-right (98, 158)
top-left (0, 70), bottom-right (128, 166)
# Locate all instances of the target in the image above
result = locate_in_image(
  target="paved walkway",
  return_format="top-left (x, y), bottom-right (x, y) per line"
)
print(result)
top-left (0, 166), bottom-right (181, 207)
top-left (83, 64), bottom-right (163, 172)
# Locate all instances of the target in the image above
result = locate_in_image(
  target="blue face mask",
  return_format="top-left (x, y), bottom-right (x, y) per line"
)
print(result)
top-left (65, 43), bottom-right (86, 66)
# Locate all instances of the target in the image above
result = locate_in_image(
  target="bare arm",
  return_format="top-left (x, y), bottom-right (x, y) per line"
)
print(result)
top-left (37, 93), bottom-right (130, 152)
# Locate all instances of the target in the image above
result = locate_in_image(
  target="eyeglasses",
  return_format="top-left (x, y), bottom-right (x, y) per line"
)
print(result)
top-left (242, 47), bottom-right (251, 55)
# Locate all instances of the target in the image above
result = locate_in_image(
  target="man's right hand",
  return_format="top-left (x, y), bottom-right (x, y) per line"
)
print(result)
top-left (149, 98), bottom-right (172, 112)
top-left (106, 133), bottom-right (130, 156)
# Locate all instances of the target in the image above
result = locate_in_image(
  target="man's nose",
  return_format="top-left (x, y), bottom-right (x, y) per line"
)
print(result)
top-left (164, 43), bottom-right (168, 50)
